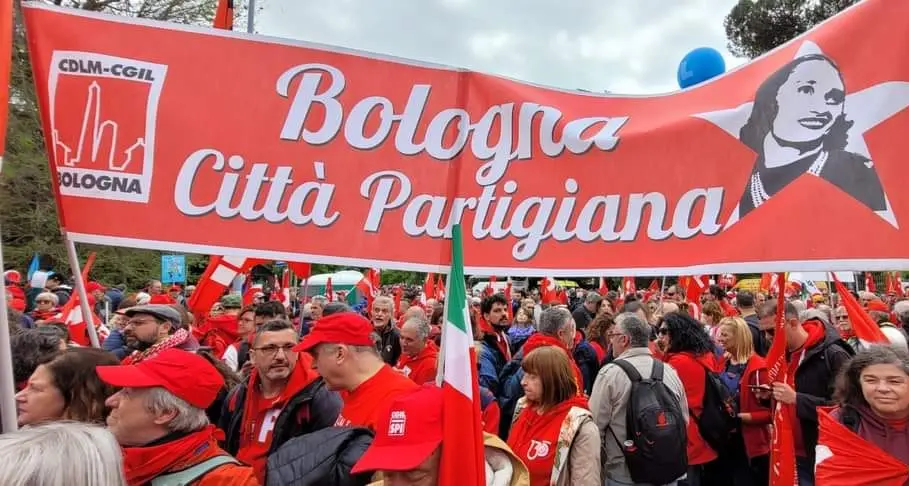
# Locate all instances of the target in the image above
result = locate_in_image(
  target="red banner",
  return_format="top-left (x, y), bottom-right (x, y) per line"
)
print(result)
top-left (22, 1), bottom-right (909, 275)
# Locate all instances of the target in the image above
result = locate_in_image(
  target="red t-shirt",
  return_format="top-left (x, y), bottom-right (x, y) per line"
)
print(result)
top-left (335, 364), bottom-right (419, 431)
top-left (236, 358), bottom-right (317, 483)
top-left (394, 342), bottom-right (439, 385)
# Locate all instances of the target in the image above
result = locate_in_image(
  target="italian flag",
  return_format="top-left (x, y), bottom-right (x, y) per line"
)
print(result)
top-left (437, 224), bottom-right (486, 486)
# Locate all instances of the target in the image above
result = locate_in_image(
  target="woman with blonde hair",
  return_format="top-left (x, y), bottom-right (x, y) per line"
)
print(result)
top-left (507, 346), bottom-right (600, 486)
top-left (715, 316), bottom-right (771, 486)
top-left (0, 421), bottom-right (126, 486)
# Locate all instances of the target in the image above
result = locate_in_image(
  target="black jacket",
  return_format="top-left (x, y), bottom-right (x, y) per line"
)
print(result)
top-left (791, 322), bottom-right (854, 461)
top-left (219, 376), bottom-right (342, 457)
top-left (265, 427), bottom-right (374, 486)
top-left (571, 306), bottom-right (595, 331)
top-left (573, 340), bottom-right (600, 395)
top-left (376, 324), bottom-right (401, 365)
top-left (743, 313), bottom-right (769, 357)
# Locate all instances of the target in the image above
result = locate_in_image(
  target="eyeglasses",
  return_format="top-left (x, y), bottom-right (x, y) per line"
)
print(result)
top-left (606, 332), bottom-right (626, 339)
top-left (658, 328), bottom-right (669, 335)
top-left (125, 319), bottom-right (160, 328)
top-left (253, 343), bottom-right (296, 357)
top-left (836, 315), bottom-right (849, 320)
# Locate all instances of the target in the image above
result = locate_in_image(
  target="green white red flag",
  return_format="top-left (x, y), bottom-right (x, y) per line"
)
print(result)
top-left (437, 224), bottom-right (485, 486)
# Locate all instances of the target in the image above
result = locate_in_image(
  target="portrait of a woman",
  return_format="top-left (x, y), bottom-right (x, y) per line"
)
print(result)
top-left (732, 53), bottom-right (886, 220)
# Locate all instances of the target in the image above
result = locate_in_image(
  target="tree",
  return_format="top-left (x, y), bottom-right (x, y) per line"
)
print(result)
top-left (0, 0), bottom-right (264, 288)
top-left (724, 0), bottom-right (858, 59)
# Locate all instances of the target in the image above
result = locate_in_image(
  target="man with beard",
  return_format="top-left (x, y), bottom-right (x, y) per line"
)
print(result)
top-left (371, 296), bottom-right (401, 365)
top-left (121, 305), bottom-right (198, 365)
top-left (477, 294), bottom-right (511, 395)
top-left (219, 319), bottom-right (341, 483)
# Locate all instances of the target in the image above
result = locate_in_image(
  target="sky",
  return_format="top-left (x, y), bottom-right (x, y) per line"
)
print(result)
top-left (256, 0), bottom-right (748, 96)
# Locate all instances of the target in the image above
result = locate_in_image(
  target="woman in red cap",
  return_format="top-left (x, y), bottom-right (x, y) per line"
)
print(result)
top-left (507, 346), bottom-right (600, 486)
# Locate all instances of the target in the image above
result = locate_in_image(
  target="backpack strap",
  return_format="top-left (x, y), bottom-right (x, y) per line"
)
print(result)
top-left (610, 358), bottom-right (644, 383)
top-left (149, 455), bottom-right (239, 486)
top-left (550, 407), bottom-right (593, 485)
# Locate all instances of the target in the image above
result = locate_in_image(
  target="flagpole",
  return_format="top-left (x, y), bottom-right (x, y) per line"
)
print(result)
top-left (246, 0), bottom-right (256, 33)
top-left (63, 232), bottom-right (101, 348)
top-left (0, 223), bottom-right (19, 432)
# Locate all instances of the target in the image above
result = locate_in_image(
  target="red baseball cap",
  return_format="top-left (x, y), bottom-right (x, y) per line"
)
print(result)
top-left (294, 312), bottom-right (375, 352)
top-left (96, 349), bottom-right (224, 409)
top-left (86, 281), bottom-right (106, 293)
top-left (351, 385), bottom-right (443, 474)
top-left (4, 270), bottom-right (21, 284)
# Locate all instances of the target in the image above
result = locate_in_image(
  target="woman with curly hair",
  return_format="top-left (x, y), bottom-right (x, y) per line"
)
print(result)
top-left (832, 345), bottom-right (909, 467)
top-left (15, 347), bottom-right (119, 426)
top-left (657, 312), bottom-right (722, 486)
top-left (586, 313), bottom-right (615, 365)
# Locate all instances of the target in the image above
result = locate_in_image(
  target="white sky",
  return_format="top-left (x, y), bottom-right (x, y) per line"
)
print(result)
top-left (256, 0), bottom-right (748, 95)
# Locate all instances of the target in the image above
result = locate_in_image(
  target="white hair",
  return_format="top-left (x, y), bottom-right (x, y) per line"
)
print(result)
top-left (140, 387), bottom-right (210, 433)
top-left (35, 292), bottom-right (58, 306)
top-left (0, 421), bottom-right (126, 486)
top-left (402, 317), bottom-right (431, 341)
top-left (894, 301), bottom-right (909, 319)
top-left (310, 295), bottom-right (327, 306)
top-left (135, 292), bottom-right (151, 305)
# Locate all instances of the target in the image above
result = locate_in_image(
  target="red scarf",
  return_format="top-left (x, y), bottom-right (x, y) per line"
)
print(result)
top-left (30, 308), bottom-right (59, 321)
top-left (507, 395), bottom-right (590, 485)
top-left (122, 425), bottom-right (222, 486)
top-left (478, 315), bottom-right (511, 361)
top-left (786, 319), bottom-right (826, 456)
top-left (523, 333), bottom-right (585, 395)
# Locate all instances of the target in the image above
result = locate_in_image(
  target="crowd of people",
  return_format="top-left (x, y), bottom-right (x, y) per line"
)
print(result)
top-left (2, 268), bottom-right (909, 486)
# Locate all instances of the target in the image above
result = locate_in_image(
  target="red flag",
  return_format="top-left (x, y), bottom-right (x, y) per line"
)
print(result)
top-left (188, 256), bottom-right (259, 316)
top-left (865, 272), bottom-right (877, 293)
top-left (765, 273), bottom-right (796, 486)
top-left (55, 252), bottom-right (107, 346)
top-left (423, 272), bottom-right (436, 301)
top-left (597, 277), bottom-right (609, 296)
top-left (816, 408), bottom-right (908, 485)
top-left (833, 274), bottom-right (889, 345)
top-left (369, 267), bottom-right (381, 289)
top-left (288, 262), bottom-right (311, 280)
top-left (325, 277), bottom-right (334, 302)
top-left (648, 279), bottom-right (660, 293)
top-left (886, 271), bottom-right (904, 296)
top-left (484, 275), bottom-right (497, 297)
top-left (213, 0), bottom-right (234, 30)
top-left (393, 286), bottom-right (403, 319)
top-left (435, 275), bottom-right (445, 300)
top-left (760, 273), bottom-right (772, 293)
top-left (0, 0), bottom-right (11, 173)
top-left (504, 280), bottom-right (513, 321)
top-left (356, 270), bottom-right (379, 308)
top-left (540, 277), bottom-right (556, 303)
top-left (622, 277), bottom-right (636, 296)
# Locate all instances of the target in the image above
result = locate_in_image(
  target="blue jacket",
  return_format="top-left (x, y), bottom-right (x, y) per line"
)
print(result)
top-left (102, 329), bottom-right (130, 360)
top-left (573, 340), bottom-right (600, 396)
top-left (496, 348), bottom-right (527, 440)
top-left (477, 334), bottom-right (509, 396)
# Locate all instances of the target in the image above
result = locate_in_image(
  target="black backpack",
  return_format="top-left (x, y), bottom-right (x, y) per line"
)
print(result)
top-left (691, 361), bottom-right (739, 453)
top-left (608, 359), bottom-right (688, 485)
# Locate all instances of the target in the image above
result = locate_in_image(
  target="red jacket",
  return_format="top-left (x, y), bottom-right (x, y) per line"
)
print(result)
top-left (725, 354), bottom-right (772, 458)
top-left (664, 351), bottom-right (719, 465)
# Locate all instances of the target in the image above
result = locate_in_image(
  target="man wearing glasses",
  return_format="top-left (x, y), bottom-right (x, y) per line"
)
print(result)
top-left (219, 319), bottom-right (342, 483)
top-left (121, 304), bottom-right (198, 365)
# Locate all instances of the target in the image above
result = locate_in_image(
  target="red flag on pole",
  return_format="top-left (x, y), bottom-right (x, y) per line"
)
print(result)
top-left (597, 277), bottom-right (609, 296)
top-left (622, 277), bottom-right (636, 296)
top-left (833, 274), bottom-right (889, 346)
top-left (504, 279), bottom-right (513, 321)
top-left (484, 275), bottom-right (497, 297)
top-left (288, 262), bottom-right (311, 280)
top-left (765, 273), bottom-right (796, 486)
top-left (424, 272), bottom-right (435, 302)
top-left (864, 272), bottom-right (877, 293)
top-left (213, 0), bottom-right (234, 30)
top-left (325, 277), bottom-right (334, 302)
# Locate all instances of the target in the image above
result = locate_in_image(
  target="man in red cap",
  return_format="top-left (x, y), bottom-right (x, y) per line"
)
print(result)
top-left (352, 386), bottom-right (529, 486)
top-left (97, 348), bottom-right (258, 485)
top-left (296, 311), bottom-right (418, 431)
top-left (219, 319), bottom-right (341, 483)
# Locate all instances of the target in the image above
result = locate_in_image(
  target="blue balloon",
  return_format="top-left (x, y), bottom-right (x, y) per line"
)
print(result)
top-left (677, 47), bottom-right (726, 89)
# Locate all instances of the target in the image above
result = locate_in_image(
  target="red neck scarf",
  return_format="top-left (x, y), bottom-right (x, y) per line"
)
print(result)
top-left (122, 425), bottom-right (221, 486)
top-left (397, 340), bottom-right (439, 367)
top-left (523, 334), bottom-right (585, 395)
top-left (478, 316), bottom-right (511, 361)
top-left (508, 395), bottom-right (590, 484)
top-left (241, 356), bottom-right (318, 446)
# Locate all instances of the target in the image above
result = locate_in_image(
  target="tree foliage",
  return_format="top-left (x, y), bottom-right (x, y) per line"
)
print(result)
top-left (724, 0), bottom-right (858, 59)
top-left (0, 0), bottom-right (241, 288)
